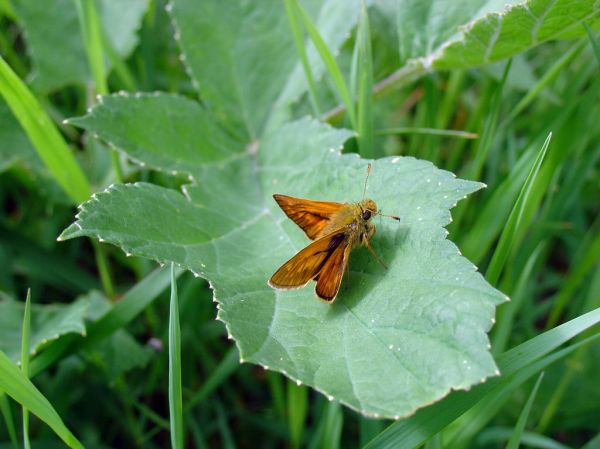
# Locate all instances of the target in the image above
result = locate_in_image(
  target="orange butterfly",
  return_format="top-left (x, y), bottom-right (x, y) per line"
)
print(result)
top-left (268, 165), bottom-right (400, 303)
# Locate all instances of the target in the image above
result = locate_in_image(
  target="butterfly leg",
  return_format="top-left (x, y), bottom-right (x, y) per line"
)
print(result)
top-left (364, 237), bottom-right (388, 269)
top-left (344, 257), bottom-right (351, 288)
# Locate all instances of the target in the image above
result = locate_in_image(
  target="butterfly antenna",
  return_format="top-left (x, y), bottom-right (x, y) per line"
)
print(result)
top-left (378, 210), bottom-right (401, 222)
top-left (362, 163), bottom-right (372, 200)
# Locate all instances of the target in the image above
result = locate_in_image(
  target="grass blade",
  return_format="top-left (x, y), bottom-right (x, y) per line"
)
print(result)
top-left (492, 244), bottom-right (545, 354)
top-left (486, 132), bottom-right (552, 285)
top-left (169, 263), bottom-right (184, 449)
top-left (0, 56), bottom-right (91, 204)
top-left (459, 146), bottom-right (536, 264)
top-left (546, 219), bottom-right (600, 328)
top-left (0, 393), bottom-right (19, 449)
top-left (451, 60), bottom-right (512, 232)
top-left (291, 0), bottom-right (356, 128)
top-left (0, 350), bottom-right (85, 449)
top-left (584, 23), bottom-right (600, 65)
top-left (503, 40), bottom-right (585, 125)
top-left (478, 428), bottom-right (574, 449)
top-left (283, 0), bottom-right (321, 116)
top-left (320, 401), bottom-right (343, 449)
top-left (465, 59), bottom-right (511, 181)
top-left (365, 333), bottom-right (598, 449)
top-left (185, 347), bottom-right (239, 411)
top-left (506, 372), bottom-right (544, 449)
top-left (356, 0), bottom-right (374, 157)
top-left (449, 60), bottom-right (510, 234)
top-left (376, 128), bottom-right (478, 139)
top-left (20, 289), bottom-right (32, 449)
top-left (287, 380), bottom-right (308, 449)
top-left (76, 0), bottom-right (108, 95)
top-left (267, 371), bottom-right (286, 418)
top-left (76, 0), bottom-right (124, 184)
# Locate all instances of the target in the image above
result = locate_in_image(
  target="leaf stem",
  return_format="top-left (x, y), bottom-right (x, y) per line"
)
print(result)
top-left (169, 263), bottom-right (184, 449)
top-left (92, 240), bottom-right (115, 300)
top-left (21, 289), bottom-right (31, 449)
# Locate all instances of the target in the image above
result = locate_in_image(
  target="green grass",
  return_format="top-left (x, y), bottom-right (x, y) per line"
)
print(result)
top-left (1, 1), bottom-right (599, 448)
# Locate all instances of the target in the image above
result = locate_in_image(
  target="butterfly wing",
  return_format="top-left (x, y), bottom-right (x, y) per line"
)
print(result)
top-left (273, 194), bottom-right (344, 240)
top-left (314, 240), bottom-right (351, 302)
top-left (269, 230), bottom-right (348, 296)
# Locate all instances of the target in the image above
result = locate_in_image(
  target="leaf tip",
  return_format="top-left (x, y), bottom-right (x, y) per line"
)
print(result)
top-left (58, 222), bottom-right (82, 241)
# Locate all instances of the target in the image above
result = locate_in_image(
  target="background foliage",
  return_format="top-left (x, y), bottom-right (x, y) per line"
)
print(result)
top-left (0, 0), bottom-right (599, 448)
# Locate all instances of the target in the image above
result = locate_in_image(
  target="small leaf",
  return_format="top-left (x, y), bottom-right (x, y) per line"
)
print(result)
top-left (63, 108), bottom-right (505, 418)
top-left (0, 296), bottom-right (89, 362)
top-left (13, 0), bottom-right (148, 92)
top-left (28, 267), bottom-right (174, 377)
top-left (0, 99), bottom-right (36, 172)
top-left (387, 0), bottom-right (600, 90)
top-left (85, 330), bottom-right (153, 381)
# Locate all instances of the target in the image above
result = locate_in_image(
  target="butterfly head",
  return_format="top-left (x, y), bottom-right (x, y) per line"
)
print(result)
top-left (359, 197), bottom-right (401, 223)
top-left (359, 198), bottom-right (378, 221)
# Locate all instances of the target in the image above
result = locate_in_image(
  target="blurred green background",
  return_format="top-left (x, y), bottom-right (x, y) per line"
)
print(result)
top-left (1, 0), bottom-right (599, 448)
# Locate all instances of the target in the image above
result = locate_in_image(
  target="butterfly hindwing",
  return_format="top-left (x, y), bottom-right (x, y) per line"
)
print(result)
top-left (315, 238), bottom-right (351, 302)
top-left (268, 230), bottom-right (348, 298)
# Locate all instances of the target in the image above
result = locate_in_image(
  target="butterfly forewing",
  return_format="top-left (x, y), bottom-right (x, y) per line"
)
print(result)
top-left (273, 194), bottom-right (344, 240)
top-left (269, 230), bottom-right (348, 295)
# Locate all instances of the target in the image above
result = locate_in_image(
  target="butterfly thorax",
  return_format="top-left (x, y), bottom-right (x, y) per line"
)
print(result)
top-left (317, 198), bottom-right (378, 246)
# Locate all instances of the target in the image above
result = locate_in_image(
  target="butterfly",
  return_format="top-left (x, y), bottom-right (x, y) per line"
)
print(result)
top-left (268, 164), bottom-right (400, 303)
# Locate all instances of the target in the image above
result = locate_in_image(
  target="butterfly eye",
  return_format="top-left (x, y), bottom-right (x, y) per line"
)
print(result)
top-left (362, 210), bottom-right (372, 220)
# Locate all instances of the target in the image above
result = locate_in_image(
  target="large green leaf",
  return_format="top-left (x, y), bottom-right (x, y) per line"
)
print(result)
top-left (62, 92), bottom-right (504, 417)
top-left (384, 0), bottom-right (600, 88)
top-left (14, 0), bottom-right (148, 92)
top-left (59, 0), bottom-right (505, 418)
